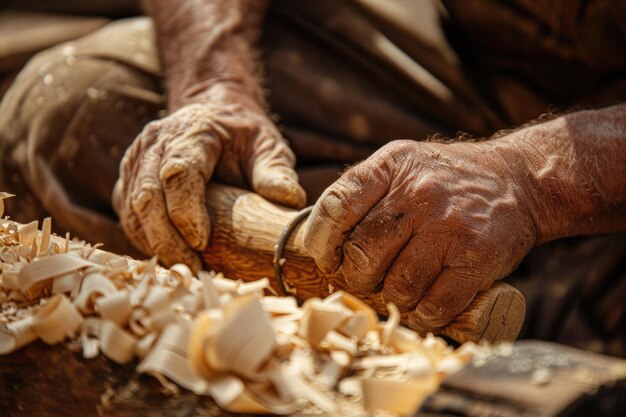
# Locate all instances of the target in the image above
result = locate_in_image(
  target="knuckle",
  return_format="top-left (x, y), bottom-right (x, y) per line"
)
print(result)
top-left (342, 162), bottom-right (376, 189)
top-left (413, 171), bottom-right (439, 196)
top-left (131, 184), bottom-right (159, 214)
top-left (419, 298), bottom-right (449, 321)
top-left (138, 121), bottom-right (162, 146)
top-left (381, 140), bottom-right (415, 161)
top-left (343, 238), bottom-right (382, 276)
top-left (383, 265), bottom-right (429, 309)
top-left (448, 243), bottom-right (484, 271)
top-left (343, 241), bottom-right (371, 272)
top-left (118, 150), bottom-right (138, 179)
top-left (317, 189), bottom-right (349, 224)
top-left (361, 153), bottom-right (403, 183)
top-left (161, 140), bottom-right (218, 182)
top-left (387, 139), bottom-right (415, 154)
top-left (272, 140), bottom-right (296, 164)
top-left (167, 203), bottom-right (192, 227)
top-left (160, 160), bottom-right (189, 184)
top-left (408, 311), bottom-right (439, 335)
top-left (251, 134), bottom-right (295, 168)
top-left (383, 284), bottom-right (415, 311)
top-left (143, 120), bottom-right (162, 135)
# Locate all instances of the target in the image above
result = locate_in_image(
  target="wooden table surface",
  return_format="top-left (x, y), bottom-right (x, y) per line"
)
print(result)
top-left (1, 341), bottom-right (243, 417)
top-left (2, 340), bottom-right (626, 417)
top-left (0, 340), bottom-right (373, 417)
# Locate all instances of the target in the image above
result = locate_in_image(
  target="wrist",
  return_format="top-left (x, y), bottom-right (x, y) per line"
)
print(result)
top-left (146, 0), bottom-right (266, 112)
top-left (167, 37), bottom-right (265, 111)
top-left (173, 75), bottom-right (264, 112)
top-left (478, 123), bottom-right (572, 245)
top-left (488, 107), bottom-right (626, 244)
top-left (514, 129), bottom-right (570, 245)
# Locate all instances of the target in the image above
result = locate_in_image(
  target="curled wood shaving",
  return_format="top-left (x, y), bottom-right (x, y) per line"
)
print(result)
top-left (32, 294), bottom-right (83, 344)
top-left (0, 316), bottom-right (37, 354)
top-left (361, 376), bottom-right (439, 415)
top-left (0, 194), bottom-right (486, 416)
top-left (95, 290), bottom-right (131, 325)
top-left (0, 193), bottom-right (15, 220)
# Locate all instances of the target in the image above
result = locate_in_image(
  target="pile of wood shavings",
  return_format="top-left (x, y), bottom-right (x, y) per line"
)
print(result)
top-left (0, 193), bottom-right (485, 416)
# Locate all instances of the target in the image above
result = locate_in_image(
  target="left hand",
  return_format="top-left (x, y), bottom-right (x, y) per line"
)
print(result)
top-left (303, 139), bottom-right (538, 334)
top-left (113, 84), bottom-right (306, 270)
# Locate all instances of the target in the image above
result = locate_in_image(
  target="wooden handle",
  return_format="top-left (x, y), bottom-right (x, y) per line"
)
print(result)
top-left (201, 184), bottom-right (525, 344)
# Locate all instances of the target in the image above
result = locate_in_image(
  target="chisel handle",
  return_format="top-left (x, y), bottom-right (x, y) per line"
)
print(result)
top-left (201, 183), bottom-right (525, 344)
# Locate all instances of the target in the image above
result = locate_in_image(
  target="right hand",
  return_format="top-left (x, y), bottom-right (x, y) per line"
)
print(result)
top-left (303, 139), bottom-right (538, 334)
top-left (113, 83), bottom-right (306, 270)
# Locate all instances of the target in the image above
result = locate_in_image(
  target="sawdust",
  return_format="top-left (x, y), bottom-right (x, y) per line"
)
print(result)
top-left (0, 192), bottom-right (485, 415)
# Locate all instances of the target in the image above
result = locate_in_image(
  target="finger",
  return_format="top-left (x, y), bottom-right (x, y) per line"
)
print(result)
top-left (114, 124), bottom-right (160, 256)
top-left (248, 128), bottom-right (306, 209)
top-left (340, 194), bottom-right (413, 294)
top-left (131, 145), bottom-right (202, 271)
top-left (121, 203), bottom-right (152, 256)
top-left (408, 266), bottom-right (489, 334)
top-left (113, 169), bottom-right (151, 255)
top-left (160, 134), bottom-right (221, 251)
top-left (303, 154), bottom-right (391, 274)
top-left (119, 121), bottom-right (162, 182)
top-left (381, 236), bottom-right (441, 312)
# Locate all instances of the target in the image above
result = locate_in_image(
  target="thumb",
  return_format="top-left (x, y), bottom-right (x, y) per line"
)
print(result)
top-left (249, 136), bottom-right (307, 209)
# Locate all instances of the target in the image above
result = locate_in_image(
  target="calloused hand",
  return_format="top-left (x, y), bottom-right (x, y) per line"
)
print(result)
top-left (113, 84), bottom-right (306, 270)
top-left (303, 139), bottom-right (537, 334)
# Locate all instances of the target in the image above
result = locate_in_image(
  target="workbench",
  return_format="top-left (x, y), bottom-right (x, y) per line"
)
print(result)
top-left (2, 340), bottom-right (625, 417)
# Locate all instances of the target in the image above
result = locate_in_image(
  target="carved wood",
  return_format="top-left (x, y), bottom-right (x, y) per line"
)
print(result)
top-left (201, 184), bottom-right (525, 344)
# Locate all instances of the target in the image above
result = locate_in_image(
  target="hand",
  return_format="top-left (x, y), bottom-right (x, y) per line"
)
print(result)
top-left (113, 84), bottom-right (306, 270)
top-left (303, 139), bottom-right (537, 334)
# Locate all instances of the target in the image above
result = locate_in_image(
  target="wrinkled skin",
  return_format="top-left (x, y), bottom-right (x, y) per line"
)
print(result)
top-left (303, 106), bottom-right (626, 335)
top-left (115, 0), bottom-right (625, 335)
top-left (303, 139), bottom-right (537, 335)
top-left (113, 83), bottom-right (306, 270)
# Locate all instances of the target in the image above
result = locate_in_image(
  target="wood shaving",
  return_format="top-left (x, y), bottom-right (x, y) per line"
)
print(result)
top-left (0, 193), bottom-right (485, 416)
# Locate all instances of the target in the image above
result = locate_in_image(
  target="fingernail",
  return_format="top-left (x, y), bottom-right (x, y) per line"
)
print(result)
top-left (187, 233), bottom-right (201, 250)
top-left (195, 235), bottom-right (208, 251)
top-left (257, 176), bottom-right (306, 208)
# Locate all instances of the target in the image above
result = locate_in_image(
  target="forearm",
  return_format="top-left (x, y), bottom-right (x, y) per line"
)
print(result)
top-left (143, 0), bottom-right (270, 110)
top-left (496, 104), bottom-right (626, 244)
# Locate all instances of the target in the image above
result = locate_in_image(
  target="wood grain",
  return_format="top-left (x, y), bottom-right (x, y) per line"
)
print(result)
top-left (201, 183), bottom-right (526, 344)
